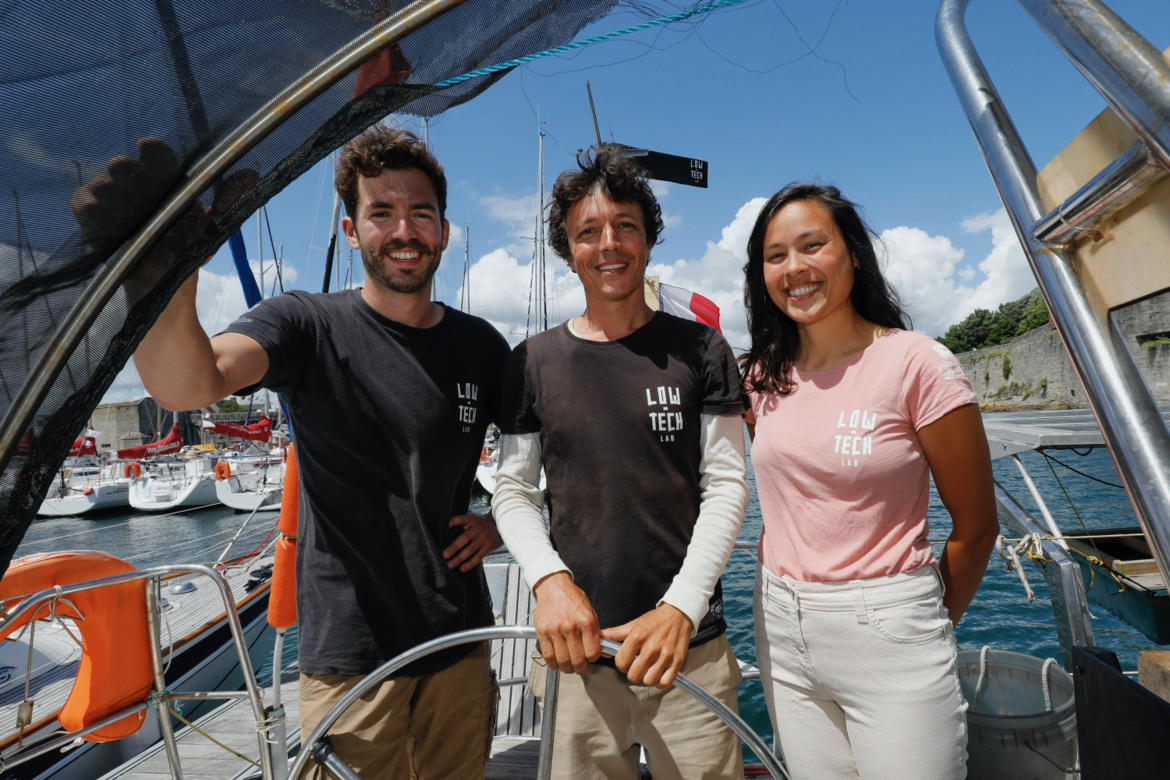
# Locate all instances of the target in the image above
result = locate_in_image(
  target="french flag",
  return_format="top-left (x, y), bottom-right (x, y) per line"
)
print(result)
top-left (658, 282), bottom-right (721, 332)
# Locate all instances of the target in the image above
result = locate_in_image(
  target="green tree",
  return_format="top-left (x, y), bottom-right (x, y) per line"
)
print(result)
top-left (936, 288), bottom-right (1049, 351)
top-left (1016, 290), bottom-right (1050, 335)
top-left (218, 397), bottom-right (247, 413)
top-left (987, 296), bottom-right (1028, 345)
top-left (939, 308), bottom-right (995, 353)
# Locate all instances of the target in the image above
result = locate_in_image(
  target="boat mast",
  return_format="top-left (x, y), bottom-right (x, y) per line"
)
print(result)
top-left (587, 80), bottom-right (603, 146)
top-left (461, 220), bottom-right (471, 313)
top-left (322, 153), bottom-right (343, 293)
top-left (538, 123), bottom-right (547, 332)
top-left (524, 120), bottom-right (548, 338)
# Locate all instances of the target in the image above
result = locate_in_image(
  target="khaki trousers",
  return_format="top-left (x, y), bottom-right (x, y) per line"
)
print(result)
top-left (530, 634), bottom-right (745, 780)
top-left (298, 642), bottom-right (497, 780)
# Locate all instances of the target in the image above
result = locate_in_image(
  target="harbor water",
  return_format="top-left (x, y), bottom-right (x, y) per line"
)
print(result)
top-left (15, 444), bottom-right (1158, 758)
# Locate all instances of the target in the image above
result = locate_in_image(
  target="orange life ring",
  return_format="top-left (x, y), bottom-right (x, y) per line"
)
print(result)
top-left (269, 443), bottom-right (298, 629)
top-left (0, 552), bottom-right (152, 742)
top-left (214, 461), bottom-right (231, 480)
top-left (123, 462), bottom-right (141, 479)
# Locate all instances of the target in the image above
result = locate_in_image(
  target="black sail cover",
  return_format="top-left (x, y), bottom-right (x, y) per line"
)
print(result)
top-left (0, 0), bottom-right (619, 573)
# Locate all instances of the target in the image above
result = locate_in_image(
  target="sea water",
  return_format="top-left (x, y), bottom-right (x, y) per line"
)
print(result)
top-left (15, 446), bottom-right (1157, 759)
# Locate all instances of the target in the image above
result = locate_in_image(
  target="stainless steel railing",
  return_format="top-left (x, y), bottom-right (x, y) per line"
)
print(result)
top-left (0, 564), bottom-right (274, 780)
top-left (936, 0), bottom-right (1170, 602)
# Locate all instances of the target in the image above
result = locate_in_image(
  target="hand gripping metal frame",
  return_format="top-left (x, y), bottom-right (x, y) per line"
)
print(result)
top-left (287, 626), bottom-right (789, 780)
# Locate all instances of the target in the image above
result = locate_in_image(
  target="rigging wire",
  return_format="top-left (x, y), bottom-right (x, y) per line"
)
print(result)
top-left (1041, 451), bottom-right (1125, 489)
top-left (263, 209), bottom-right (284, 295)
top-left (302, 157), bottom-right (331, 288)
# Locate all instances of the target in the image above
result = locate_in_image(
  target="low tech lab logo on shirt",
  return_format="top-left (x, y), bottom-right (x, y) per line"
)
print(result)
top-left (456, 382), bottom-right (479, 433)
top-left (835, 409), bottom-right (877, 468)
top-left (646, 386), bottom-right (683, 442)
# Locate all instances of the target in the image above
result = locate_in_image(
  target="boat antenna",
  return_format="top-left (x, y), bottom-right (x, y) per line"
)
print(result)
top-left (586, 81), bottom-right (602, 146)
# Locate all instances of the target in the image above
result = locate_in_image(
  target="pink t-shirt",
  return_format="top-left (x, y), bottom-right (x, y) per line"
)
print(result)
top-left (748, 329), bottom-right (978, 582)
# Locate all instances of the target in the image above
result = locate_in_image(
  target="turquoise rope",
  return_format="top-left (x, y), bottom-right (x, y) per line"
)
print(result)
top-left (433, 0), bottom-right (750, 87)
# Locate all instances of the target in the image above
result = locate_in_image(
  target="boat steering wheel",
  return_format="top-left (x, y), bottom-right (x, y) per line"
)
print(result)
top-left (287, 626), bottom-right (788, 780)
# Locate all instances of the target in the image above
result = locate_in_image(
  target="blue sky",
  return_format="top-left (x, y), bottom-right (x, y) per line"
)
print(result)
top-left (106, 0), bottom-right (1170, 402)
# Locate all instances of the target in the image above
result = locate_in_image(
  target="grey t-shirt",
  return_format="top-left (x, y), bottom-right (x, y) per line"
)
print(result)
top-left (225, 290), bottom-right (509, 676)
top-left (500, 312), bottom-right (742, 647)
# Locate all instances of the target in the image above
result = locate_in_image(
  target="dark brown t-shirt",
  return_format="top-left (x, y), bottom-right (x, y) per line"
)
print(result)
top-left (500, 312), bottom-right (742, 646)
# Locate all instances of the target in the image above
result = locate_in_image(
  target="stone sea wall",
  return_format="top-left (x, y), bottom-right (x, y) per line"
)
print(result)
top-left (952, 292), bottom-right (1170, 409)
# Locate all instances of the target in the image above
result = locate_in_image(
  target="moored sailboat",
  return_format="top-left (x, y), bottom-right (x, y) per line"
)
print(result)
top-left (204, 415), bottom-right (286, 512)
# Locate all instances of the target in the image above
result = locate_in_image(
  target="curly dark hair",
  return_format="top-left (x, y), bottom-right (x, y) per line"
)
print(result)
top-left (335, 123), bottom-right (446, 221)
top-left (547, 144), bottom-right (664, 265)
top-left (742, 182), bottom-right (910, 396)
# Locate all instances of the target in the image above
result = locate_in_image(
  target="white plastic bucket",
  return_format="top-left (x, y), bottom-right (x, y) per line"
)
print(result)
top-left (956, 648), bottom-right (1077, 779)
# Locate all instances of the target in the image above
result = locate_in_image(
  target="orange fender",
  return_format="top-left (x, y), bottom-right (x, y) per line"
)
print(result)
top-left (268, 444), bottom-right (298, 629)
top-left (214, 461), bottom-right (231, 480)
top-left (123, 462), bottom-right (141, 479)
top-left (0, 552), bottom-right (152, 742)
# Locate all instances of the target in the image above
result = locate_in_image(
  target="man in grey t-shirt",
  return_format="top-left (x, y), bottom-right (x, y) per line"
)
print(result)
top-left (492, 145), bottom-right (748, 779)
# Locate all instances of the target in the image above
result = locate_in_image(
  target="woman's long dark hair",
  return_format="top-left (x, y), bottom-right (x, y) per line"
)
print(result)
top-left (742, 183), bottom-right (910, 396)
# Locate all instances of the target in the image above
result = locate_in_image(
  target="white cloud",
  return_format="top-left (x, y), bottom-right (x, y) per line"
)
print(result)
top-left (962, 209), bottom-right (1037, 310)
top-left (479, 192), bottom-right (541, 237)
top-left (881, 207), bottom-right (1033, 338)
top-left (460, 247), bottom-right (584, 345)
top-left (879, 226), bottom-right (967, 337)
top-left (447, 223), bottom-right (463, 248)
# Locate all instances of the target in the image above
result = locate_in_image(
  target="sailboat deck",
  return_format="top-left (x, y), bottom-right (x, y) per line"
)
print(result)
top-left (102, 670), bottom-right (547, 779)
top-left (103, 669), bottom-right (303, 780)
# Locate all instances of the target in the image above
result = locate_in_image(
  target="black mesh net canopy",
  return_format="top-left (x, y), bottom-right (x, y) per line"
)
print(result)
top-left (0, 0), bottom-right (623, 573)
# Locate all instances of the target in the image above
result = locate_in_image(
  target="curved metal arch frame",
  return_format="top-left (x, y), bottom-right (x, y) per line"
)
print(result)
top-left (0, 0), bottom-right (471, 477)
top-left (286, 626), bottom-right (790, 780)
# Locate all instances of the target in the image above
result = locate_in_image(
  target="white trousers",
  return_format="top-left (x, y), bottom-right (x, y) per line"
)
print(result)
top-left (754, 565), bottom-right (968, 780)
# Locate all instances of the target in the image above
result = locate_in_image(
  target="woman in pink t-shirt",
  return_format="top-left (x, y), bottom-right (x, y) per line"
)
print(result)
top-left (741, 183), bottom-right (998, 779)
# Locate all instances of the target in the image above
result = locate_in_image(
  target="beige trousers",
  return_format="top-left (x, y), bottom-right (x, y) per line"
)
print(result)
top-left (530, 634), bottom-right (745, 780)
top-left (298, 642), bottom-right (497, 780)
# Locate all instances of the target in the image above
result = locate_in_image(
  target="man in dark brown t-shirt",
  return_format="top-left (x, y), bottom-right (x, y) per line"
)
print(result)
top-left (493, 145), bottom-right (749, 779)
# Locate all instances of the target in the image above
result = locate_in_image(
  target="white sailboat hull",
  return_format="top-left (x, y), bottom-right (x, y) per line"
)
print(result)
top-left (475, 459), bottom-right (498, 495)
top-left (216, 477), bottom-right (282, 512)
top-left (129, 475), bottom-right (219, 512)
top-left (37, 481), bottom-right (131, 517)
